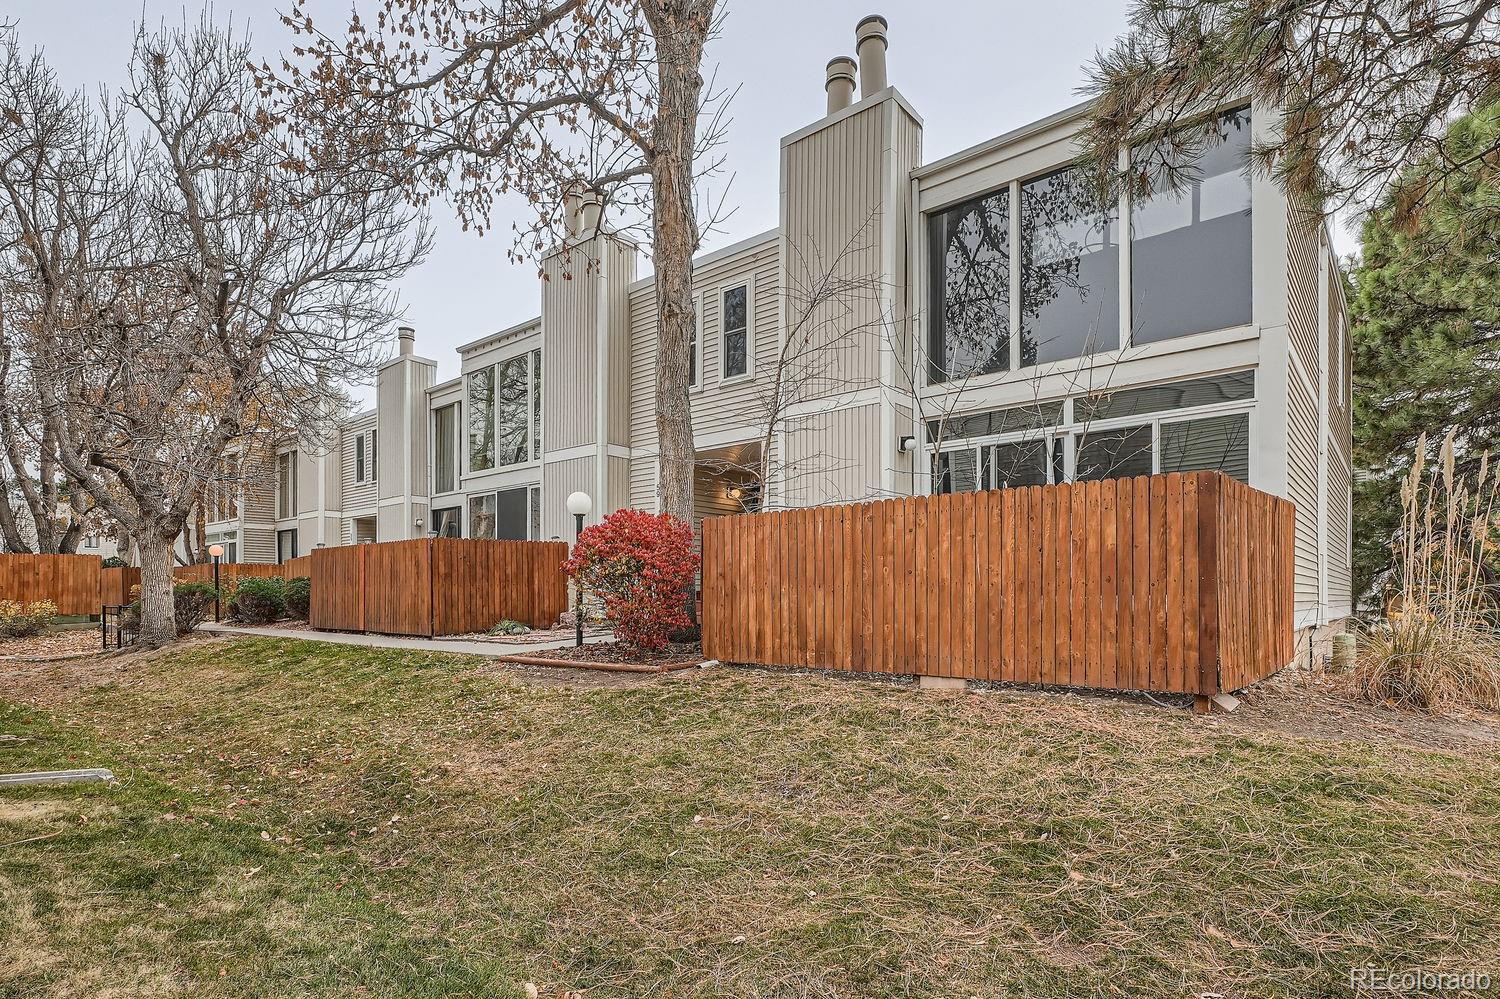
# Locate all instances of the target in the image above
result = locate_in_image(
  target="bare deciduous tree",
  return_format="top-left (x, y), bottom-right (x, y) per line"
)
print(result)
top-left (1, 18), bottom-right (428, 646)
top-left (266, 0), bottom-right (734, 535)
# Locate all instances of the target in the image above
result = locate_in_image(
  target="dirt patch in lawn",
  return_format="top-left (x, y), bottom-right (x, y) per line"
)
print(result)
top-left (1210, 661), bottom-right (1500, 753)
top-left (506, 639), bottom-right (703, 672)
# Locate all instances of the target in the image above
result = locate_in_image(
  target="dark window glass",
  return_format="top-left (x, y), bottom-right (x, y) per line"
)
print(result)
top-left (1131, 107), bottom-right (1253, 344)
top-left (934, 449), bottom-right (977, 494)
top-left (689, 305), bottom-right (698, 386)
top-left (723, 286), bottom-right (748, 378)
top-left (528, 486), bottom-right (542, 540)
top-left (1160, 413), bottom-right (1250, 482)
top-left (927, 190), bottom-right (1010, 382)
top-left (1075, 425), bottom-right (1153, 481)
top-left (989, 439), bottom-right (1051, 488)
top-left (468, 368), bottom-right (495, 472)
top-left (468, 493), bottom-right (496, 539)
top-left (494, 487), bottom-right (529, 540)
top-left (1021, 167), bottom-right (1119, 365)
top-left (276, 528), bottom-right (298, 563)
top-left (433, 506), bottom-right (462, 538)
top-left (496, 355), bottom-right (530, 466)
top-left (927, 400), bottom-right (1063, 443)
top-left (1077, 371), bottom-right (1254, 423)
top-left (354, 435), bottom-right (366, 482)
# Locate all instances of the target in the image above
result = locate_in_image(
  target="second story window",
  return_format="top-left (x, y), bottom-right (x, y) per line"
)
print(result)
top-left (432, 403), bottom-right (459, 494)
top-left (496, 355), bottom-right (530, 466)
top-left (468, 367), bottom-right (496, 472)
top-left (1130, 106), bottom-right (1252, 344)
top-left (468, 350), bottom-right (542, 474)
top-left (277, 450), bottom-right (297, 520)
top-left (1021, 166), bottom-right (1120, 365)
top-left (353, 432), bottom-right (376, 484)
top-left (722, 284), bottom-right (749, 379)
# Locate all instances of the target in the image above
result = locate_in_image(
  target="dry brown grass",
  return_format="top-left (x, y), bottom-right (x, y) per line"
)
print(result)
top-left (1, 637), bottom-right (1498, 998)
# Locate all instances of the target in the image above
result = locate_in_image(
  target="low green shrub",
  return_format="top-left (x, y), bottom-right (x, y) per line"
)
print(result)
top-left (0, 599), bottom-right (57, 639)
top-left (172, 582), bottom-right (217, 635)
top-left (233, 577), bottom-right (286, 625)
top-left (488, 618), bottom-right (531, 636)
top-left (284, 577), bottom-right (311, 621)
top-left (101, 555), bottom-right (128, 569)
top-left (120, 582), bottom-right (219, 638)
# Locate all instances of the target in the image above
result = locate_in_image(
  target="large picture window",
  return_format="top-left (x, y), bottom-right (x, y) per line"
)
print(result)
top-left (1131, 106), bottom-right (1253, 344)
top-left (467, 367), bottom-right (496, 472)
top-left (927, 189), bottom-right (1010, 382)
top-left (495, 355), bottom-right (530, 467)
top-left (1021, 166), bottom-right (1119, 365)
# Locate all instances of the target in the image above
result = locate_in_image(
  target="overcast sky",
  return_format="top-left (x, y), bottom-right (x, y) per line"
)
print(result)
top-left (12, 1), bottom-right (1323, 396)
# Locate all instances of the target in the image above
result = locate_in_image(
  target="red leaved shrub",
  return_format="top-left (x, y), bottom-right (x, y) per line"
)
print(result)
top-left (562, 509), bottom-right (699, 651)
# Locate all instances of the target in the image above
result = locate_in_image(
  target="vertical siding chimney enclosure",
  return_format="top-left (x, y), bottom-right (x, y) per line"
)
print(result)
top-left (855, 15), bottom-right (888, 97)
top-left (397, 325), bottom-right (415, 356)
top-left (825, 56), bottom-right (856, 114)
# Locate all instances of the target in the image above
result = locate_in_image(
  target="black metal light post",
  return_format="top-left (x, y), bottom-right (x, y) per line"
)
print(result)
top-left (565, 491), bottom-right (592, 647)
top-left (208, 544), bottom-right (224, 622)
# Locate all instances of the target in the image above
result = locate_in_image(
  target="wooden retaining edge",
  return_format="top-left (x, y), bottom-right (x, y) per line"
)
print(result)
top-left (496, 654), bottom-right (704, 675)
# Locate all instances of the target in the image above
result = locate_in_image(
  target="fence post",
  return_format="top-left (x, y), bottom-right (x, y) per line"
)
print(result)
top-left (1194, 472), bottom-right (1222, 712)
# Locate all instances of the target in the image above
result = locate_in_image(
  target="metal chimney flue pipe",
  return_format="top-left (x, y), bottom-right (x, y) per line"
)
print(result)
top-left (856, 15), bottom-right (888, 98)
top-left (825, 56), bottom-right (856, 114)
top-left (397, 325), bottom-right (415, 356)
top-left (579, 188), bottom-right (604, 234)
top-left (563, 182), bottom-right (585, 237)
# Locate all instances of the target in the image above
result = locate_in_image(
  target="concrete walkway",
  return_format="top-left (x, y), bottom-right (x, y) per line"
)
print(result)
top-left (200, 622), bottom-right (613, 658)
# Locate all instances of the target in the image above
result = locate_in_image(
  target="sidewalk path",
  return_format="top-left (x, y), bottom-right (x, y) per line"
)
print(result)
top-left (201, 623), bottom-right (612, 658)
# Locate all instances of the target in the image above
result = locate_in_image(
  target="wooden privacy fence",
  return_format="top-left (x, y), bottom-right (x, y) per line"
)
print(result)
top-left (702, 471), bottom-right (1294, 698)
top-left (0, 553), bottom-right (104, 616)
top-left (310, 538), bottom-right (569, 637)
top-left (172, 557), bottom-right (311, 586)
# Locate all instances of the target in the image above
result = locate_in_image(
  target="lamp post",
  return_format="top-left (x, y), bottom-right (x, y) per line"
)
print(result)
top-left (208, 543), bottom-right (225, 622)
top-left (565, 491), bottom-right (592, 647)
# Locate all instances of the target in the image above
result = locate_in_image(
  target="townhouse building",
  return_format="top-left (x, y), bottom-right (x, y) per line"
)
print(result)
top-left (203, 15), bottom-right (1353, 627)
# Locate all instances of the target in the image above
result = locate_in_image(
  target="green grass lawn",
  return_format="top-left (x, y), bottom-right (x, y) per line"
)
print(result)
top-left (1, 637), bottom-right (1497, 998)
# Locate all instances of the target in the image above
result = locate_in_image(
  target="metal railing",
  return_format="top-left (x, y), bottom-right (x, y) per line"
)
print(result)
top-left (100, 604), bottom-right (135, 650)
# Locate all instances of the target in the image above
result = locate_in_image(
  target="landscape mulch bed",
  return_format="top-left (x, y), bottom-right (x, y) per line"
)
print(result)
top-left (0, 629), bottom-right (102, 662)
top-left (499, 641), bottom-right (704, 674)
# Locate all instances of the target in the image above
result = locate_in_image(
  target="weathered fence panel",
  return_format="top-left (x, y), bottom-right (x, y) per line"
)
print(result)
top-left (0, 553), bottom-right (102, 616)
top-left (309, 545), bottom-right (367, 632)
top-left (309, 539), bottom-right (568, 637)
top-left (99, 567), bottom-right (141, 607)
top-left (430, 538), bottom-right (569, 632)
top-left (362, 540), bottom-right (434, 637)
top-left (702, 471), bottom-right (1295, 697)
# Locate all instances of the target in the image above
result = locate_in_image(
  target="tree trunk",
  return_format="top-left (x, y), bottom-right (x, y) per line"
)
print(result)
top-left (136, 532), bottom-right (177, 648)
top-left (646, 3), bottom-right (709, 531)
top-left (644, 2), bottom-right (711, 628)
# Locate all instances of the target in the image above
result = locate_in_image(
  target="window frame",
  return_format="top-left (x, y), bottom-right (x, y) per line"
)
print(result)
top-left (688, 292), bottom-right (704, 392)
top-left (431, 402), bottom-right (460, 496)
top-left (276, 527), bottom-right (299, 564)
top-left (925, 368), bottom-right (1256, 489)
top-left (920, 100), bottom-right (1255, 388)
top-left (718, 280), bottom-right (753, 384)
top-left (276, 449), bottom-right (298, 520)
top-left (464, 348), bottom-right (543, 478)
